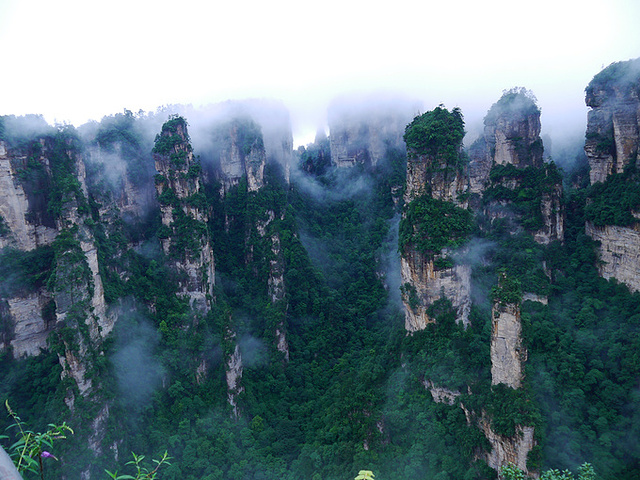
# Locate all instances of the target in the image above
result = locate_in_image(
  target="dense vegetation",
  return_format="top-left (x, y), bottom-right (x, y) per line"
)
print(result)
top-left (399, 195), bottom-right (473, 257)
top-left (585, 58), bottom-right (640, 98)
top-left (584, 165), bottom-right (640, 227)
top-left (403, 106), bottom-right (465, 164)
top-left (1, 94), bottom-right (640, 480)
top-left (484, 88), bottom-right (540, 125)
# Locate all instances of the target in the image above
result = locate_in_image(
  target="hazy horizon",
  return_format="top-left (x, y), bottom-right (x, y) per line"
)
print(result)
top-left (1, 0), bottom-right (639, 148)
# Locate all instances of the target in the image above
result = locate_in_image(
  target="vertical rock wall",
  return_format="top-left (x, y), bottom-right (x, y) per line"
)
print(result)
top-left (491, 301), bottom-right (525, 389)
top-left (153, 118), bottom-right (215, 311)
top-left (400, 107), bottom-right (471, 328)
top-left (584, 59), bottom-right (640, 184)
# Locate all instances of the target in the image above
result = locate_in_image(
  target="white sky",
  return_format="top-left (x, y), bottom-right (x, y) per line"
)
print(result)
top-left (0, 0), bottom-right (639, 147)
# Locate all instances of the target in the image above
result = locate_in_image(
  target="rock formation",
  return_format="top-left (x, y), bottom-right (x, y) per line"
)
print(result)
top-left (470, 88), bottom-right (564, 245)
top-left (214, 118), bottom-right (267, 195)
top-left (0, 140), bottom-right (57, 250)
top-left (585, 222), bottom-right (640, 292)
top-left (584, 58), bottom-right (640, 184)
top-left (491, 300), bottom-right (525, 389)
top-left (328, 97), bottom-right (415, 169)
top-left (583, 59), bottom-right (640, 293)
top-left (475, 415), bottom-right (535, 474)
top-left (400, 106), bottom-right (472, 328)
top-left (153, 116), bottom-right (215, 311)
top-left (401, 248), bottom-right (471, 331)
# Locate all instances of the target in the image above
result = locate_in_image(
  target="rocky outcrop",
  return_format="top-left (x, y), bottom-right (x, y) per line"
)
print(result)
top-left (423, 379), bottom-right (461, 406)
top-left (491, 301), bottom-right (525, 389)
top-left (404, 152), bottom-right (467, 206)
top-left (400, 107), bottom-right (471, 329)
top-left (472, 89), bottom-right (564, 244)
top-left (0, 141), bottom-right (57, 250)
top-left (215, 119), bottom-right (266, 194)
top-left (483, 88), bottom-right (543, 170)
top-left (467, 136), bottom-right (493, 196)
top-left (328, 97), bottom-right (414, 169)
top-left (585, 221), bottom-right (640, 292)
top-left (401, 248), bottom-right (470, 331)
top-left (533, 184), bottom-right (564, 245)
top-left (226, 343), bottom-right (244, 418)
top-left (475, 415), bottom-right (535, 474)
top-left (267, 232), bottom-right (289, 360)
top-left (5, 293), bottom-right (54, 357)
top-left (584, 58), bottom-right (640, 184)
top-left (153, 117), bottom-right (215, 311)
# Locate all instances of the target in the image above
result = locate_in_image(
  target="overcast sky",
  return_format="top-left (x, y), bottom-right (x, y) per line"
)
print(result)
top-left (1, 0), bottom-right (639, 146)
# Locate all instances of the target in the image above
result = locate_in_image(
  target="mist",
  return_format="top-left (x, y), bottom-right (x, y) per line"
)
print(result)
top-left (110, 301), bottom-right (165, 412)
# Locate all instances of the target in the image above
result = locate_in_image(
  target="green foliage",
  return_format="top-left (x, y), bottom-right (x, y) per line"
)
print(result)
top-left (0, 401), bottom-right (73, 478)
top-left (0, 246), bottom-right (55, 297)
top-left (483, 162), bottom-right (562, 231)
top-left (501, 462), bottom-right (597, 480)
top-left (584, 165), bottom-right (640, 227)
top-left (355, 470), bottom-right (375, 480)
top-left (0, 214), bottom-right (8, 236)
top-left (400, 283), bottom-right (419, 311)
top-left (484, 87), bottom-right (540, 125)
top-left (586, 57), bottom-right (640, 98)
top-left (403, 106), bottom-right (465, 163)
top-left (491, 270), bottom-right (523, 306)
top-left (152, 115), bottom-right (189, 156)
top-left (105, 451), bottom-right (171, 480)
top-left (46, 127), bottom-right (89, 219)
top-left (399, 195), bottom-right (472, 257)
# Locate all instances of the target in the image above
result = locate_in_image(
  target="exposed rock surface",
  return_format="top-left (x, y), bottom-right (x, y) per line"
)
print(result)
top-left (584, 58), bottom-right (640, 184)
top-left (328, 98), bottom-right (414, 168)
top-left (423, 379), bottom-right (460, 406)
top-left (0, 141), bottom-right (57, 250)
top-left (153, 118), bottom-right (215, 310)
top-left (6, 293), bottom-right (53, 357)
top-left (533, 184), bottom-right (564, 245)
top-left (585, 222), bottom-right (640, 292)
top-left (476, 415), bottom-right (535, 474)
top-left (400, 107), bottom-right (471, 329)
top-left (491, 301), bottom-right (525, 389)
top-left (215, 119), bottom-right (266, 194)
top-left (401, 248), bottom-right (470, 331)
top-left (470, 90), bottom-right (564, 244)
top-left (404, 152), bottom-right (467, 206)
top-left (226, 343), bottom-right (244, 418)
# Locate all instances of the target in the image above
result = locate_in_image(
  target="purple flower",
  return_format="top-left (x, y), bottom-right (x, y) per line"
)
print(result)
top-left (41, 451), bottom-right (57, 460)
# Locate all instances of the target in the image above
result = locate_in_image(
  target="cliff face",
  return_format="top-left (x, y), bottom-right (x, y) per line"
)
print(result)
top-left (328, 99), bottom-right (414, 169)
top-left (215, 119), bottom-right (266, 194)
top-left (585, 222), bottom-right (640, 292)
top-left (153, 117), bottom-right (215, 311)
top-left (404, 150), bottom-right (468, 206)
top-left (0, 131), bottom-right (111, 380)
top-left (491, 301), bottom-right (525, 389)
top-left (486, 109), bottom-right (543, 169)
top-left (476, 417), bottom-right (535, 474)
top-left (400, 107), bottom-right (471, 328)
top-left (584, 59), bottom-right (640, 184)
top-left (401, 248), bottom-right (471, 330)
top-left (0, 141), bottom-right (57, 250)
top-left (471, 89), bottom-right (564, 245)
top-left (583, 60), bottom-right (640, 293)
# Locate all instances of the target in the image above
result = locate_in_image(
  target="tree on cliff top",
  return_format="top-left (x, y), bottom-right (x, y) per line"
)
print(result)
top-left (586, 57), bottom-right (640, 98)
top-left (484, 87), bottom-right (540, 125)
top-left (403, 105), bottom-right (465, 162)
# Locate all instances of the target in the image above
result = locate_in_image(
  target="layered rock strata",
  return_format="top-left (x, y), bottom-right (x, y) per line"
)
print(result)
top-left (153, 118), bottom-right (215, 311)
top-left (584, 58), bottom-right (640, 184)
top-left (585, 222), bottom-right (640, 292)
